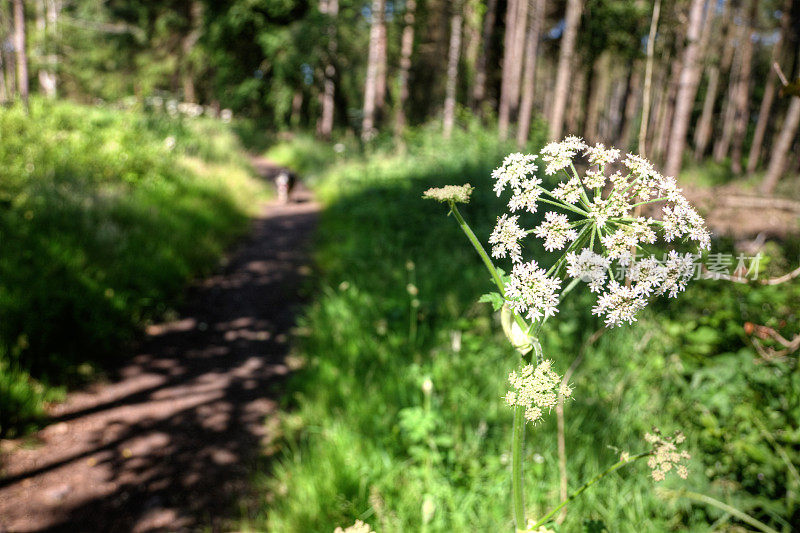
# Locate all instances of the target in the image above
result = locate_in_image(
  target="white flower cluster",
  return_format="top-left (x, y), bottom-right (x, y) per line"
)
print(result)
top-left (488, 137), bottom-right (712, 326)
top-left (505, 360), bottom-right (572, 423)
top-left (645, 429), bottom-right (690, 482)
top-left (333, 520), bottom-right (375, 533)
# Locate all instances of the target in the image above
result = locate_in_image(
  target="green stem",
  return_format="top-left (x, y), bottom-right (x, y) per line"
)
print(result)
top-left (450, 203), bottom-right (506, 294)
top-left (531, 452), bottom-right (651, 528)
top-left (512, 404), bottom-right (526, 531)
top-left (659, 489), bottom-right (780, 533)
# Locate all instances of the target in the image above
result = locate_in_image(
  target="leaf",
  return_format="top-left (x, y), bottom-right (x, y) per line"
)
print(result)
top-left (478, 292), bottom-right (504, 311)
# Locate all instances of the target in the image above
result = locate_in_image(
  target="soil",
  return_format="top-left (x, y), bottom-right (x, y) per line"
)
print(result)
top-left (0, 157), bottom-right (319, 532)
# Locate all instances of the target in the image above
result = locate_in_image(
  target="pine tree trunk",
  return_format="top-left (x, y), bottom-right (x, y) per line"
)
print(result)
top-left (549, 0), bottom-right (582, 140)
top-left (498, 0), bottom-right (529, 140)
top-left (516, 0), bottom-right (544, 148)
top-left (565, 57), bottom-right (586, 135)
top-left (13, 0), bottom-right (28, 111)
top-left (318, 0), bottom-right (339, 139)
top-left (618, 62), bottom-right (641, 149)
top-left (638, 0), bottom-right (660, 156)
top-left (654, 51), bottom-right (681, 162)
top-left (472, 0), bottom-right (497, 110)
top-left (443, 5), bottom-right (463, 138)
top-left (713, 40), bottom-right (743, 162)
top-left (180, 1), bottom-right (203, 104)
top-left (747, 0), bottom-right (791, 174)
top-left (664, 0), bottom-right (707, 178)
top-left (375, 16), bottom-right (387, 113)
top-left (584, 52), bottom-right (611, 143)
top-left (760, 96), bottom-right (800, 194)
top-left (394, 0), bottom-right (416, 135)
top-left (362, 0), bottom-right (386, 140)
top-left (730, 0), bottom-right (758, 174)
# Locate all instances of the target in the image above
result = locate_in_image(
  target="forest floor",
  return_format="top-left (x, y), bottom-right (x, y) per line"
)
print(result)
top-left (0, 157), bottom-right (318, 532)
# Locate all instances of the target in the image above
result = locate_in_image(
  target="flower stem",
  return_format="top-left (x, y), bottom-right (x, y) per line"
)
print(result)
top-left (512, 404), bottom-right (526, 531)
top-left (530, 451), bottom-right (651, 528)
top-left (450, 203), bottom-right (506, 294)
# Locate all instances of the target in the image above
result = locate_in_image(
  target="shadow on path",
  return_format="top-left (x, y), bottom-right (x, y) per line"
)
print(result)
top-left (0, 163), bottom-right (318, 532)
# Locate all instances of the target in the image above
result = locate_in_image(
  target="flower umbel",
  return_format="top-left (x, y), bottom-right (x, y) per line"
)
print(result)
top-left (644, 429), bottom-right (691, 482)
top-left (485, 136), bottom-right (712, 327)
top-left (422, 183), bottom-right (474, 204)
top-left (505, 360), bottom-right (572, 424)
top-left (333, 520), bottom-right (375, 533)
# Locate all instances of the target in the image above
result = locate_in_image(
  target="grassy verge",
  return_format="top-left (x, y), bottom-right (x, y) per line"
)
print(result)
top-left (244, 127), bottom-right (799, 531)
top-left (0, 99), bottom-right (267, 436)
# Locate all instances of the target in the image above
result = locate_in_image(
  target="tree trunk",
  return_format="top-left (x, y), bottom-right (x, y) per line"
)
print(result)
top-left (694, 0), bottom-right (734, 159)
top-left (362, 0), bottom-right (386, 140)
top-left (654, 50), bottom-right (681, 162)
top-left (747, 0), bottom-right (791, 174)
top-left (584, 52), bottom-right (611, 143)
top-left (730, 0), bottom-right (758, 174)
top-left (713, 37), bottom-right (743, 162)
top-left (549, 0), bottom-right (582, 140)
top-left (516, 0), bottom-right (544, 148)
top-left (318, 0), bottom-right (339, 139)
top-left (664, 0), bottom-right (708, 178)
top-left (565, 56), bottom-right (585, 135)
top-left (13, 0), bottom-right (28, 111)
top-left (443, 4), bottom-right (463, 139)
top-left (618, 62), bottom-right (641, 149)
top-left (638, 0), bottom-right (660, 156)
top-left (760, 96), bottom-right (800, 194)
top-left (394, 0), bottom-right (416, 135)
top-left (375, 12), bottom-right (388, 114)
top-left (181, 1), bottom-right (203, 104)
top-left (472, 0), bottom-right (497, 110)
top-left (0, 52), bottom-right (6, 103)
top-left (498, 0), bottom-right (529, 140)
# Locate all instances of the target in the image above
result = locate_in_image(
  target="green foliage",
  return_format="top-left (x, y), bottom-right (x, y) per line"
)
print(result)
top-left (245, 130), bottom-right (800, 531)
top-left (0, 99), bottom-right (266, 436)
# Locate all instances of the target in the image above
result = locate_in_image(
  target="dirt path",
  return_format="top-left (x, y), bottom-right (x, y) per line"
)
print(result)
top-left (0, 157), bottom-right (318, 532)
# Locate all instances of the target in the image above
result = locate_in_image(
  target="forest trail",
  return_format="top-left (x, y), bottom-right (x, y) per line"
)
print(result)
top-left (0, 157), bottom-right (318, 532)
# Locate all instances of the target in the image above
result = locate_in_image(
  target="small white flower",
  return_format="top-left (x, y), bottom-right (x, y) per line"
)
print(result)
top-left (489, 214), bottom-right (526, 263)
top-left (566, 249), bottom-right (610, 292)
top-left (540, 136), bottom-right (587, 175)
top-left (508, 179), bottom-right (543, 213)
top-left (585, 143), bottom-right (620, 167)
top-left (657, 250), bottom-right (697, 297)
top-left (506, 359), bottom-right (570, 424)
top-left (492, 153), bottom-right (539, 196)
top-left (552, 176), bottom-right (583, 204)
top-left (583, 168), bottom-right (606, 189)
top-left (592, 280), bottom-right (648, 326)
top-left (533, 212), bottom-right (578, 251)
top-left (505, 261), bottom-right (561, 321)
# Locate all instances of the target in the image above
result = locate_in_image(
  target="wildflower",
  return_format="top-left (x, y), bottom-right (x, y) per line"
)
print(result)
top-left (533, 212), bottom-right (578, 251)
top-left (644, 429), bottom-right (691, 483)
top-left (490, 214), bottom-right (526, 263)
top-left (422, 183), bottom-right (474, 204)
top-left (492, 153), bottom-right (539, 196)
top-left (505, 261), bottom-right (561, 321)
top-left (333, 520), bottom-right (375, 533)
top-left (592, 280), bottom-right (648, 326)
top-left (552, 176), bottom-right (584, 204)
top-left (656, 251), bottom-right (696, 298)
top-left (566, 249), bottom-right (610, 293)
top-left (583, 168), bottom-right (606, 189)
top-left (506, 359), bottom-right (571, 423)
top-left (508, 178), bottom-right (543, 213)
top-left (585, 143), bottom-right (620, 167)
top-left (540, 135), bottom-right (587, 175)
top-left (620, 451), bottom-right (631, 463)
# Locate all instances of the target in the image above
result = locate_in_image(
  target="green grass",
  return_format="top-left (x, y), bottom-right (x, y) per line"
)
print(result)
top-left (0, 99), bottom-right (267, 437)
top-left (243, 128), bottom-right (800, 531)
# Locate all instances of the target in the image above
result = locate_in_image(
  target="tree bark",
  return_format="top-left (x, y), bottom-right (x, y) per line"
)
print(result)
top-left (13, 0), bottom-right (28, 111)
top-left (516, 0), bottom-right (544, 148)
top-left (747, 0), bottom-right (791, 174)
top-left (760, 96), bottom-right (800, 194)
top-left (472, 0), bottom-right (498, 110)
top-left (654, 49), bottom-right (681, 161)
top-left (498, 0), bottom-right (529, 140)
top-left (549, 0), bottom-right (582, 140)
top-left (713, 34), bottom-right (743, 162)
top-left (362, 0), bottom-right (386, 140)
top-left (443, 4), bottom-right (463, 138)
top-left (565, 56), bottom-right (585, 135)
top-left (638, 0), bottom-right (660, 156)
top-left (584, 52), bottom-right (612, 143)
top-left (664, 0), bottom-right (708, 178)
top-left (394, 0), bottom-right (416, 135)
top-left (618, 61), bottom-right (641, 149)
top-left (730, 0), bottom-right (758, 174)
top-left (318, 0), bottom-right (339, 139)
top-left (694, 0), bottom-right (734, 159)
top-left (180, 0), bottom-right (203, 104)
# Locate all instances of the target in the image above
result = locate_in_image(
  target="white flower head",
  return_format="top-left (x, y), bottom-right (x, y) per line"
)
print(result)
top-left (552, 176), bottom-right (583, 204)
top-left (489, 214), bottom-right (526, 263)
top-left (585, 143), bottom-right (620, 167)
top-left (492, 153), bottom-right (538, 196)
top-left (505, 261), bottom-right (561, 322)
top-left (566, 249), bottom-right (610, 292)
top-left (533, 212), bottom-right (578, 251)
top-left (583, 168), bottom-right (606, 189)
top-left (508, 178), bottom-right (543, 213)
top-left (592, 280), bottom-right (648, 326)
top-left (540, 136), bottom-right (587, 175)
top-left (506, 359), bottom-right (571, 424)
